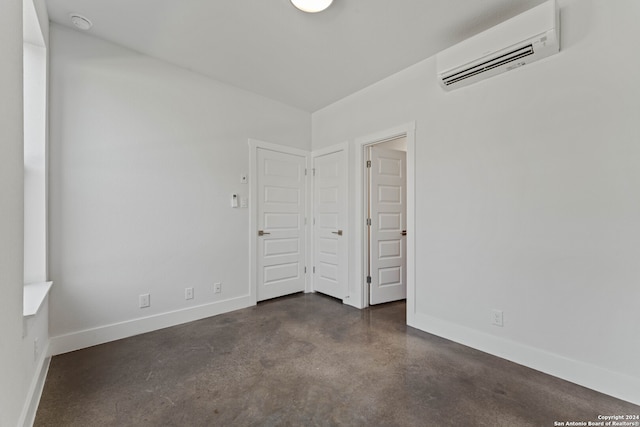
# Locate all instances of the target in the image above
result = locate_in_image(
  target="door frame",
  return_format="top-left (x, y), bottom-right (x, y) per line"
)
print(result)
top-left (249, 139), bottom-right (311, 305)
top-left (353, 122), bottom-right (416, 310)
top-left (311, 142), bottom-right (349, 302)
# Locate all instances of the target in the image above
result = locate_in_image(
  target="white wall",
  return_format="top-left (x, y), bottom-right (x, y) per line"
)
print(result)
top-left (48, 24), bottom-right (311, 353)
top-left (20, 298), bottom-right (51, 426)
top-left (0, 0), bottom-right (26, 425)
top-left (378, 136), bottom-right (407, 152)
top-left (313, 0), bottom-right (640, 404)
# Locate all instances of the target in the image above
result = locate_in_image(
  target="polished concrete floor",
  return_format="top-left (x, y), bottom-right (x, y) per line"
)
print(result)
top-left (36, 293), bottom-right (639, 426)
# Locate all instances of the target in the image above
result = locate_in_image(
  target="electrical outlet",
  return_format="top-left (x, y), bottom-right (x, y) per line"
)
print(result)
top-left (139, 293), bottom-right (150, 308)
top-left (185, 287), bottom-right (194, 300)
top-left (214, 282), bottom-right (222, 294)
top-left (492, 309), bottom-right (504, 327)
top-left (240, 197), bottom-right (248, 208)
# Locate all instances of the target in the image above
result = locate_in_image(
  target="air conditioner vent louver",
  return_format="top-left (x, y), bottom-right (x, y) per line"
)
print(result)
top-left (436, 0), bottom-right (559, 91)
top-left (442, 44), bottom-right (534, 86)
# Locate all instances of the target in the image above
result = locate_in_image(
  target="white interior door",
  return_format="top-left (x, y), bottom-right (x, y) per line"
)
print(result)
top-left (369, 146), bottom-right (407, 305)
top-left (313, 149), bottom-right (347, 300)
top-left (257, 148), bottom-right (306, 302)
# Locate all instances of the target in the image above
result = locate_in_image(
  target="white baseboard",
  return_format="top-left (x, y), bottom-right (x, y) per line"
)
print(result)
top-left (408, 311), bottom-right (640, 406)
top-left (19, 342), bottom-right (51, 427)
top-left (49, 295), bottom-right (254, 356)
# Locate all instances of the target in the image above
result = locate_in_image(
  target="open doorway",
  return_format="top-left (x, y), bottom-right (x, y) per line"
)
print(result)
top-left (353, 122), bottom-right (415, 309)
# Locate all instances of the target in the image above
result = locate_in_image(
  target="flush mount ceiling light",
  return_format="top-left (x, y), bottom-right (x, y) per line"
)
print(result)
top-left (70, 13), bottom-right (92, 31)
top-left (290, 0), bottom-right (333, 13)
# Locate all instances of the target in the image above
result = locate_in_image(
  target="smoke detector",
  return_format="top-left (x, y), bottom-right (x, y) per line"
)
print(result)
top-left (70, 14), bottom-right (92, 31)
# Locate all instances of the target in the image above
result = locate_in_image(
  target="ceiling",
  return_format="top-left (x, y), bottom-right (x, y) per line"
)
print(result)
top-left (45, 0), bottom-right (546, 112)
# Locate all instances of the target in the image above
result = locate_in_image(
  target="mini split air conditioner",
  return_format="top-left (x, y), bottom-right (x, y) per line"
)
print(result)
top-left (436, 0), bottom-right (559, 91)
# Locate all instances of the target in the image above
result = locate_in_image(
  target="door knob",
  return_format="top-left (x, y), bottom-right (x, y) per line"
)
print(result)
top-left (258, 230), bottom-right (270, 236)
top-left (401, 230), bottom-right (407, 236)
top-left (332, 230), bottom-right (343, 236)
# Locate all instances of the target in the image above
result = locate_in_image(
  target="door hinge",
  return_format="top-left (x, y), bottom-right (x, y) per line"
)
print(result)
top-left (366, 218), bottom-right (372, 226)
top-left (366, 160), bottom-right (372, 168)
top-left (313, 168), bottom-right (316, 176)
top-left (313, 266), bottom-right (316, 274)
top-left (305, 266), bottom-right (307, 274)
top-left (305, 168), bottom-right (307, 176)
top-left (366, 275), bottom-right (372, 284)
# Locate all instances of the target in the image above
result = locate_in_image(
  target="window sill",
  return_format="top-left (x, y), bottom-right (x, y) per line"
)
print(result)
top-left (23, 281), bottom-right (52, 318)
